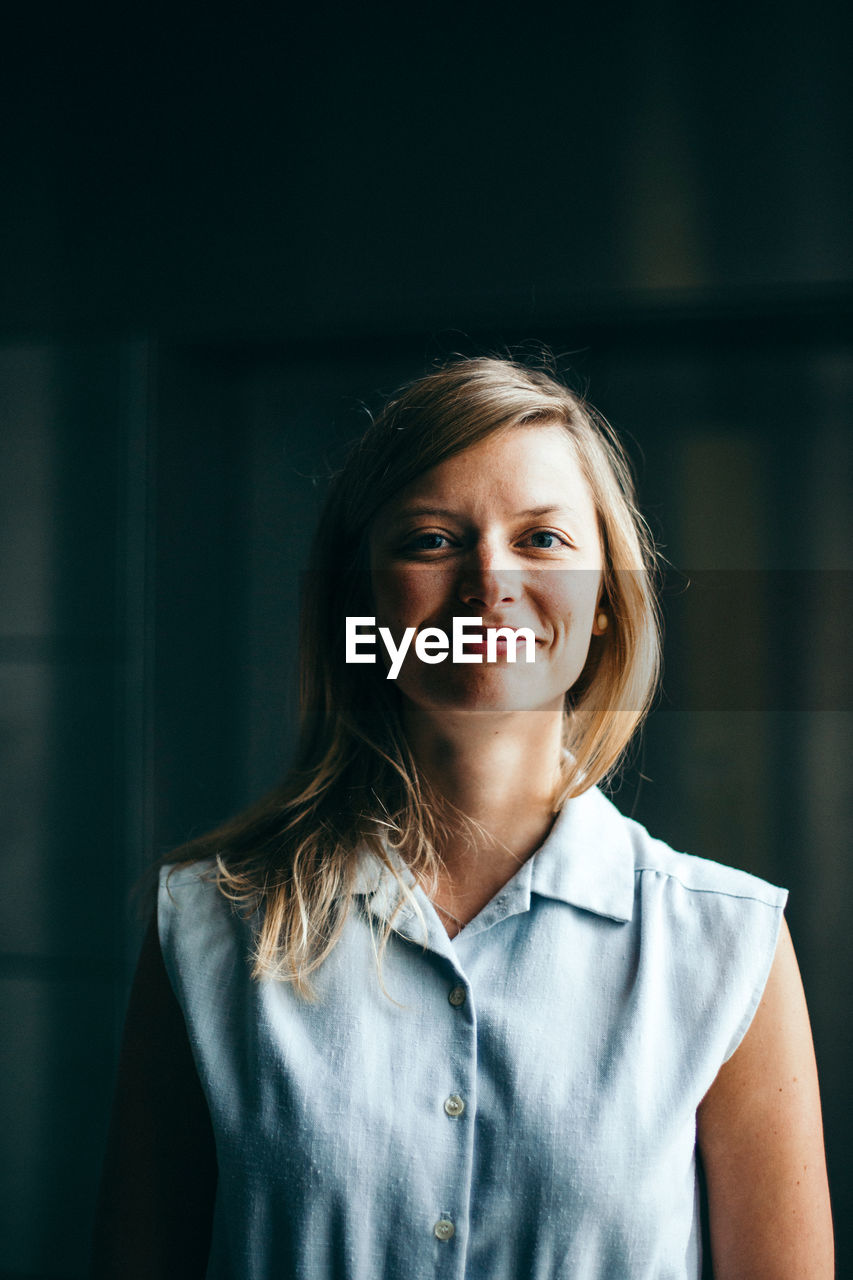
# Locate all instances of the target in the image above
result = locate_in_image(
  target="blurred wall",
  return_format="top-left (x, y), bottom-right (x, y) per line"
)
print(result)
top-left (3, 4), bottom-right (853, 337)
top-left (1, 3), bottom-right (851, 1276)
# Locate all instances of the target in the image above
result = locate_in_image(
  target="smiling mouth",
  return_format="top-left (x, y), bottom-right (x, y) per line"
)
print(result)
top-left (419, 623), bottom-right (544, 638)
top-left (455, 632), bottom-right (545, 651)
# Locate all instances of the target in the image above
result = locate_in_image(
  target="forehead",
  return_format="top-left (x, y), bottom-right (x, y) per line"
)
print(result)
top-left (382, 422), bottom-right (598, 520)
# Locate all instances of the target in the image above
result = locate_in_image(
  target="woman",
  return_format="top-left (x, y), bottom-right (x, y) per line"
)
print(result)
top-left (93, 356), bottom-right (834, 1279)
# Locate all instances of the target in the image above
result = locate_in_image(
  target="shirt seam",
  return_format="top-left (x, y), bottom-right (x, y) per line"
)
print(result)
top-left (632, 863), bottom-right (786, 907)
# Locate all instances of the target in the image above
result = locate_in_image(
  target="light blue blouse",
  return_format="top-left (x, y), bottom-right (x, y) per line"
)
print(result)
top-left (158, 784), bottom-right (787, 1280)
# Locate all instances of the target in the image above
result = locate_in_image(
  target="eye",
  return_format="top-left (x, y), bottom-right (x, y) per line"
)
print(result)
top-left (402, 531), bottom-right (452, 553)
top-left (522, 529), bottom-right (571, 550)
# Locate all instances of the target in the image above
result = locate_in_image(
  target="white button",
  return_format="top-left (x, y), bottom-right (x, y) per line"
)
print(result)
top-left (444, 1093), bottom-right (465, 1117)
top-left (434, 1218), bottom-right (455, 1241)
top-left (448, 985), bottom-right (466, 1007)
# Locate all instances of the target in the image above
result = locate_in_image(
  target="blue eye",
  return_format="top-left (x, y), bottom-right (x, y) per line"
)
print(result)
top-left (407, 532), bottom-right (449, 551)
top-left (526, 530), bottom-right (566, 549)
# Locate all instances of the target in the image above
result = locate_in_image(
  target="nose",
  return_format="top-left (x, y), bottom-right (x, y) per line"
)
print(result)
top-left (456, 543), bottom-right (518, 612)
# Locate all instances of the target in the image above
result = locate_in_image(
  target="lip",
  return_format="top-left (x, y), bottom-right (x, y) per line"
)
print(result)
top-left (457, 633), bottom-right (545, 653)
top-left (412, 623), bottom-right (547, 650)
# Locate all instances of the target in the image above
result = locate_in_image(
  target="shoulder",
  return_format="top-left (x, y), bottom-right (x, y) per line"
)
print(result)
top-left (623, 811), bottom-right (787, 911)
top-left (158, 857), bottom-right (227, 939)
top-left (157, 855), bottom-right (237, 920)
top-left (157, 856), bottom-right (255, 999)
top-left (581, 784), bottom-right (787, 909)
top-left (592, 788), bottom-right (789, 1065)
top-left (159, 855), bottom-right (219, 896)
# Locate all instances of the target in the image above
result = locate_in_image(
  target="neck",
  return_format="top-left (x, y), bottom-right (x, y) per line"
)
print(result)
top-left (401, 703), bottom-right (565, 893)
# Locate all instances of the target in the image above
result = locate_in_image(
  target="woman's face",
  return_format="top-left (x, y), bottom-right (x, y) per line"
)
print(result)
top-left (368, 423), bottom-right (606, 718)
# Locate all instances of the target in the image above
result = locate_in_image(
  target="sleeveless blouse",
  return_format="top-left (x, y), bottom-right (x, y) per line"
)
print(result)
top-left (158, 784), bottom-right (787, 1279)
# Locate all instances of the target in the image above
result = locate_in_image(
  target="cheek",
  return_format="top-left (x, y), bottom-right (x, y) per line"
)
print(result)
top-left (546, 575), bottom-right (601, 636)
top-left (371, 568), bottom-right (446, 629)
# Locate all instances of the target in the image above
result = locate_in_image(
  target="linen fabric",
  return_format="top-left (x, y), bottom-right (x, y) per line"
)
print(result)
top-left (158, 784), bottom-right (787, 1280)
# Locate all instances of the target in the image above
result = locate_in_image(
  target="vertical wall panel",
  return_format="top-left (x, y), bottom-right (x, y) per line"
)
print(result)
top-left (0, 342), bottom-right (126, 1278)
top-left (798, 351), bottom-right (853, 1247)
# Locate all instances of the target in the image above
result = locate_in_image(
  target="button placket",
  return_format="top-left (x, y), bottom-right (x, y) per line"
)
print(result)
top-left (431, 968), bottom-right (473, 1260)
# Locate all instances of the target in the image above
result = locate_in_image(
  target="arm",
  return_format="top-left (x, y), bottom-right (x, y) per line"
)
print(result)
top-left (90, 913), bottom-right (217, 1279)
top-left (697, 917), bottom-right (834, 1279)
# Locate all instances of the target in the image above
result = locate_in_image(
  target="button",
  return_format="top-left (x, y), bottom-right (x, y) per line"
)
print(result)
top-left (444, 1093), bottom-right (465, 1117)
top-left (434, 1218), bottom-right (455, 1241)
top-left (448, 985), bottom-right (466, 1007)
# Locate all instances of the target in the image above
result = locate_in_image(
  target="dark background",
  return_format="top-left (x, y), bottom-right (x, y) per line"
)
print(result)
top-left (1, 4), bottom-right (851, 1276)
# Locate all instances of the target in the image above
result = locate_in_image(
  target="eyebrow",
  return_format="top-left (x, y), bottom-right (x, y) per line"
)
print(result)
top-left (387, 503), bottom-right (573, 523)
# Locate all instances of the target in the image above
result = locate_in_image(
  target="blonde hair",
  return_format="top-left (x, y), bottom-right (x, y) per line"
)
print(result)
top-left (165, 355), bottom-right (661, 997)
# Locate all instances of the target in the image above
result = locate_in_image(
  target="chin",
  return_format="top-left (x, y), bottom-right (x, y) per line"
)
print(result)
top-left (401, 670), bottom-right (565, 717)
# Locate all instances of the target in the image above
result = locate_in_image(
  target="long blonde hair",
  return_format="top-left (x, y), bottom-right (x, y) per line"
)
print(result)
top-left (165, 355), bottom-right (662, 997)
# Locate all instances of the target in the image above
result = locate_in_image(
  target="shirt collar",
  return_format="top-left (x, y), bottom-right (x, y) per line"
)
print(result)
top-left (349, 784), bottom-right (636, 926)
top-left (527, 785), bottom-right (636, 922)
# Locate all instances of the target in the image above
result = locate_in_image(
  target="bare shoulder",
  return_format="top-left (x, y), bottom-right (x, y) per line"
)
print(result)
top-left (697, 918), bottom-right (834, 1279)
